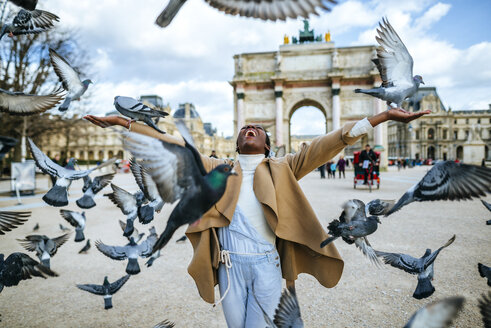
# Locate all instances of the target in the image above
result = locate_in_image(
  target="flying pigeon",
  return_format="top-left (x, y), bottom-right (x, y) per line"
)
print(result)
top-left (176, 235), bottom-right (187, 243)
top-left (404, 296), bottom-right (465, 328)
top-left (118, 220), bottom-right (144, 243)
top-left (156, 0), bottom-right (337, 28)
top-left (0, 252), bottom-right (57, 293)
top-left (0, 136), bottom-right (17, 160)
top-left (320, 199), bottom-right (382, 266)
top-left (17, 232), bottom-right (71, 268)
top-left (0, 211), bottom-right (30, 235)
top-left (122, 130), bottom-right (236, 254)
top-left (0, 88), bottom-right (64, 115)
top-left (354, 18), bottom-right (424, 108)
top-left (478, 263), bottom-right (491, 287)
top-left (59, 210), bottom-right (86, 242)
top-left (59, 223), bottom-right (70, 231)
top-left (153, 320), bottom-right (176, 328)
top-left (130, 158), bottom-right (164, 224)
top-left (479, 292), bottom-right (491, 328)
top-left (28, 138), bottom-right (113, 207)
top-left (32, 222), bottom-right (39, 231)
top-left (76, 173), bottom-right (115, 209)
top-left (105, 183), bottom-right (147, 237)
top-left (95, 231), bottom-right (157, 275)
top-left (255, 287), bottom-right (303, 328)
top-left (365, 199), bottom-right (394, 216)
top-left (79, 239), bottom-right (91, 254)
top-left (114, 96), bottom-right (168, 134)
top-left (49, 48), bottom-right (92, 112)
top-left (0, 9), bottom-right (59, 40)
top-left (145, 249), bottom-right (160, 267)
top-left (385, 161), bottom-right (491, 216)
top-left (77, 275), bottom-right (130, 310)
top-left (376, 235), bottom-right (456, 299)
top-left (9, 0), bottom-right (38, 10)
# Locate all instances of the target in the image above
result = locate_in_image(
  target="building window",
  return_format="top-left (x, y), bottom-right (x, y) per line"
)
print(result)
top-left (428, 128), bottom-right (435, 140)
top-left (465, 130), bottom-right (469, 139)
top-left (478, 119), bottom-right (481, 124)
top-left (443, 130), bottom-right (447, 139)
top-left (454, 119), bottom-right (457, 124)
top-left (466, 119), bottom-right (469, 124)
top-left (415, 131), bottom-right (419, 140)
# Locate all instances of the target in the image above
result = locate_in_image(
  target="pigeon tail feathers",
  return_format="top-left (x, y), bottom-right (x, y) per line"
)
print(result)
top-left (104, 296), bottom-right (113, 310)
top-left (143, 116), bottom-right (166, 134)
top-left (123, 218), bottom-right (134, 237)
top-left (155, 0), bottom-right (187, 27)
top-left (126, 258), bottom-right (140, 275)
top-left (59, 96), bottom-right (71, 112)
top-left (76, 194), bottom-right (96, 209)
top-left (74, 227), bottom-right (85, 242)
top-left (413, 276), bottom-right (435, 299)
top-left (43, 185), bottom-right (68, 207)
top-left (320, 235), bottom-right (338, 248)
top-left (146, 257), bottom-right (156, 267)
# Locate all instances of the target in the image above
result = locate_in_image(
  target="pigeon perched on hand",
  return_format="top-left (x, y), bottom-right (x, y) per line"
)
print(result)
top-left (385, 161), bottom-right (491, 216)
top-left (95, 231), bottom-right (157, 275)
top-left (255, 287), bottom-right (303, 328)
top-left (122, 130), bottom-right (236, 254)
top-left (59, 210), bottom-right (86, 242)
top-left (156, 0), bottom-right (337, 28)
top-left (0, 252), bottom-right (57, 293)
top-left (17, 232), bottom-right (71, 268)
top-left (320, 199), bottom-right (382, 266)
top-left (354, 18), bottom-right (424, 108)
top-left (376, 235), bottom-right (456, 299)
top-left (478, 263), bottom-right (491, 287)
top-left (0, 88), bottom-right (64, 115)
top-left (130, 158), bottom-right (164, 224)
top-left (114, 96), bottom-right (168, 134)
top-left (0, 9), bottom-right (59, 40)
top-left (0, 211), bottom-right (30, 235)
top-left (118, 220), bottom-right (144, 243)
top-left (404, 296), bottom-right (464, 328)
top-left (79, 239), bottom-right (91, 254)
top-left (49, 48), bottom-right (92, 112)
top-left (76, 173), bottom-right (115, 209)
top-left (77, 275), bottom-right (130, 310)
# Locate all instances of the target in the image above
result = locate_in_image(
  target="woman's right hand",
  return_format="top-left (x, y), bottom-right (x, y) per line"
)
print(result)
top-left (84, 115), bottom-right (129, 129)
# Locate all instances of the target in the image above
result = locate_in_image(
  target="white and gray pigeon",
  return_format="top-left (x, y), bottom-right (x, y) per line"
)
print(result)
top-left (59, 209), bottom-right (86, 242)
top-left (95, 228), bottom-right (157, 275)
top-left (77, 274), bottom-right (130, 310)
top-left (482, 200), bottom-right (491, 225)
top-left (404, 296), bottom-right (464, 328)
top-left (49, 48), bottom-right (92, 112)
top-left (0, 211), bottom-right (30, 235)
top-left (0, 252), bottom-right (57, 293)
top-left (28, 138), bottom-right (113, 207)
top-left (376, 235), bottom-right (456, 299)
top-left (0, 8), bottom-right (59, 40)
top-left (479, 292), bottom-right (491, 328)
top-left (0, 136), bottom-right (17, 160)
top-left (0, 88), bottom-right (64, 115)
top-left (130, 158), bottom-right (164, 224)
top-left (113, 96), bottom-right (169, 134)
top-left (386, 161), bottom-right (491, 216)
top-left (478, 263), bottom-right (491, 287)
top-left (320, 199), bottom-right (382, 266)
top-left (255, 287), bottom-right (303, 328)
top-left (354, 18), bottom-right (424, 108)
top-left (118, 220), bottom-right (145, 243)
top-left (9, 0), bottom-right (38, 10)
top-left (76, 173), bottom-right (115, 209)
top-left (156, 0), bottom-right (337, 28)
top-left (17, 232), bottom-right (71, 268)
top-left (105, 183), bottom-right (147, 237)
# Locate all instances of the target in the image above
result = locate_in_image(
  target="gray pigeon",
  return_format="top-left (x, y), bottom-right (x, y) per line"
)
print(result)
top-left (376, 235), bottom-right (456, 299)
top-left (49, 48), bottom-right (92, 112)
top-left (0, 88), bottom-right (64, 115)
top-left (130, 158), bottom-right (164, 224)
top-left (118, 220), bottom-right (144, 243)
top-left (354, 18), bottom-right (424, 108)
top-left (145, 249), bottom-right (160, 267)
top-left (9, 0), bottom-right (38, 10)
top-left (386, 161), bottom-right (491, 216)
top-left (76, 173), bottom-right (115, 209)
top-left (479, 292), bottom-right (491, 328)
top-left (17, 232), bottom-right (71, 268)
top-left (255, 287), bottom-right (303, 328)
top-left (114, 96), bottom-right (168, 134)
top-left (156, 0), bottom-right (336, 28)
top-left (59, 223), bottom-right (70, 231)
top-left (153, 320), bottom-right (175, 328)
top-left (59, 210), bottom-right (86, 242)
top-left (0, 211), bottom-right (30, 235)
top-left (320, 199), bottom-right (382, 266)
top-left (482, 200), bottom-right (491, 225)
top-left (176, 235), bottom-right (187, 243)
top-left (479, 263), bottom-right (491, 287)
top-left (105, 183), bottom-right (147, 237)
top-left (404, 296), bottom-right (465, 328)
top-left (77, 275), bottom-right (130, 310)
top-left (32, 222), bottom-right (39, 231)
top-left (0, 252), bottom-right (57, 293)
top-left (95, 229), bottom-right (157, 275)
top-left (365, 199), bottom-right (395, 216)
top-left (0, 136), bottom-right (17, 160)
top-left (0, 9), bottom-right (59, 40)
top-left (79, 239), bottom-right (91, 254)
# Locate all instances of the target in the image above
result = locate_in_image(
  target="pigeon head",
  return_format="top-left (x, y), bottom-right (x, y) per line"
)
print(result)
top-left (413, 75), bottom-right (424, 85)
top-left (82, 79), bottom-right (93, 86)
top-left (103, 276), bottom-right (109, 285)
top-left (0, 24), bottom-right (11, 40)
top-left (206, 164), bottom-right (237, 189)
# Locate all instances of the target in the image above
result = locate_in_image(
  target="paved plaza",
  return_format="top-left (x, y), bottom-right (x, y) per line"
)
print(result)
top-left (0, 165), bottom-right (489, 327)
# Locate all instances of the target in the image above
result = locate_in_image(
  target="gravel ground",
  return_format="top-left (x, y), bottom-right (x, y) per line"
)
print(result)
top-left (0, 166), bottom-right (489, 327)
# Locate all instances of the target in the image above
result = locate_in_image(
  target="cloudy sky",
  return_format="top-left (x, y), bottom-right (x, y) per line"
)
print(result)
top-left (32, 0), bottom-right (491, 136)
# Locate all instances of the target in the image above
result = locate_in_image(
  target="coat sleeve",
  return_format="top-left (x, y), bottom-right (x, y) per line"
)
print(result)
top-left (128, 122), bottom-right (228, 172)
top-left (285, 122), bottom-right (363, 180)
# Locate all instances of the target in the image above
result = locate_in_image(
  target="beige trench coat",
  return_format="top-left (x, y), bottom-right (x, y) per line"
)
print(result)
top-left (130, 121), bottom-right (363, 303)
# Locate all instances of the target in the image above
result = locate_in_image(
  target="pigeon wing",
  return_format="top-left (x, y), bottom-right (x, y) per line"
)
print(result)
top-left (59, 210), bottom-right (83, 228)
top-left (108, 274), bottom-right (130, 294)
top-left (0, 88), bottom-right (64, 115)
top-left (153, 320), bottom-right (176, 328)
top-left (28, 138), bottom-right (65, 177)
top-left (423, 235), bottom-right (456, 269)
top-left (273, 287), bottom-right (304, 328)
top-left (129, 158), bottom-right (146, 194)
top-left (0, 211), bottom-right (30, 235)
top-left (76, 283), bottom-right (105, 295)
top-left (114, 96), bottom-right (168, 117)
top-left (354, 238), bottom-right (382, 266)
top-left (51, 232), bottom-right (71, 249)
top-left (12, 9), bottom-right (59, 35)
top-left (375, 251), bottom-right (420, 274)
top-left (95, 240), bottom-right (127, 260)
top-left (49, 48), bottom-right (84, 93)
top-left (404, 296), bottom-right (464, 328)
top-left (482, 200), bottom-right (491, 212)
top-left (16, 235), bottom-right (44, 252)
top-left (479, 292), bottom-right (491, 328)
top-left (91, 173), bottom-right (115, 193)
top-left (141, 169), bottom-right (163, 204)
top-left (81, 175), bottom-right (92, 193)
top-left (0, 252), bottom-right (57, 286)
top-left (138, 234), bottom-right (158, 257)
top-left (375, 18), bottom-right (413, 88)
top-left (106, 184), bottom-right (137, 215)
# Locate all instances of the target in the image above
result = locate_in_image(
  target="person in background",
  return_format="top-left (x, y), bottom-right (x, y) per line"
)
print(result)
top-left (318, 163), bottom-right (326, 179)
top-left (210, 150), bottom-right (218, 158)
top-left (359, 144), bottom-right (376, 185)
top-left (330, 161), bottom-right (336, 179)
top-left (482, 158), bottom-right (486, 167)
top-left (326, 161), bottom-right (332, 178)
top-left (337, 155), bottom-right (346, 178)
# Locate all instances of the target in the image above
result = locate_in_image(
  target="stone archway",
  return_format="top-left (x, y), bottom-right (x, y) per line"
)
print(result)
top-left (288, 99), bottom-right (327, 152)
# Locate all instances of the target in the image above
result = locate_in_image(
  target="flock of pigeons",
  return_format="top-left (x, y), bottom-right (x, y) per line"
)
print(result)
top-left (0, 0), bottom-right (490, 327)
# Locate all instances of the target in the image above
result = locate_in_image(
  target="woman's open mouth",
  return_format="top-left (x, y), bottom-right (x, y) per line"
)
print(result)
top-left (245, 129), bottom-right (257, 137)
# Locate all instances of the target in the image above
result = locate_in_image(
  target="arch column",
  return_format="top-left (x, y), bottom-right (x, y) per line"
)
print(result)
top-left (274, 81), bottom-right (284, 146)
top-left (331, 79), bottom-right (340, 131)
top-left (236, 83), bottom-right (245, 134)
